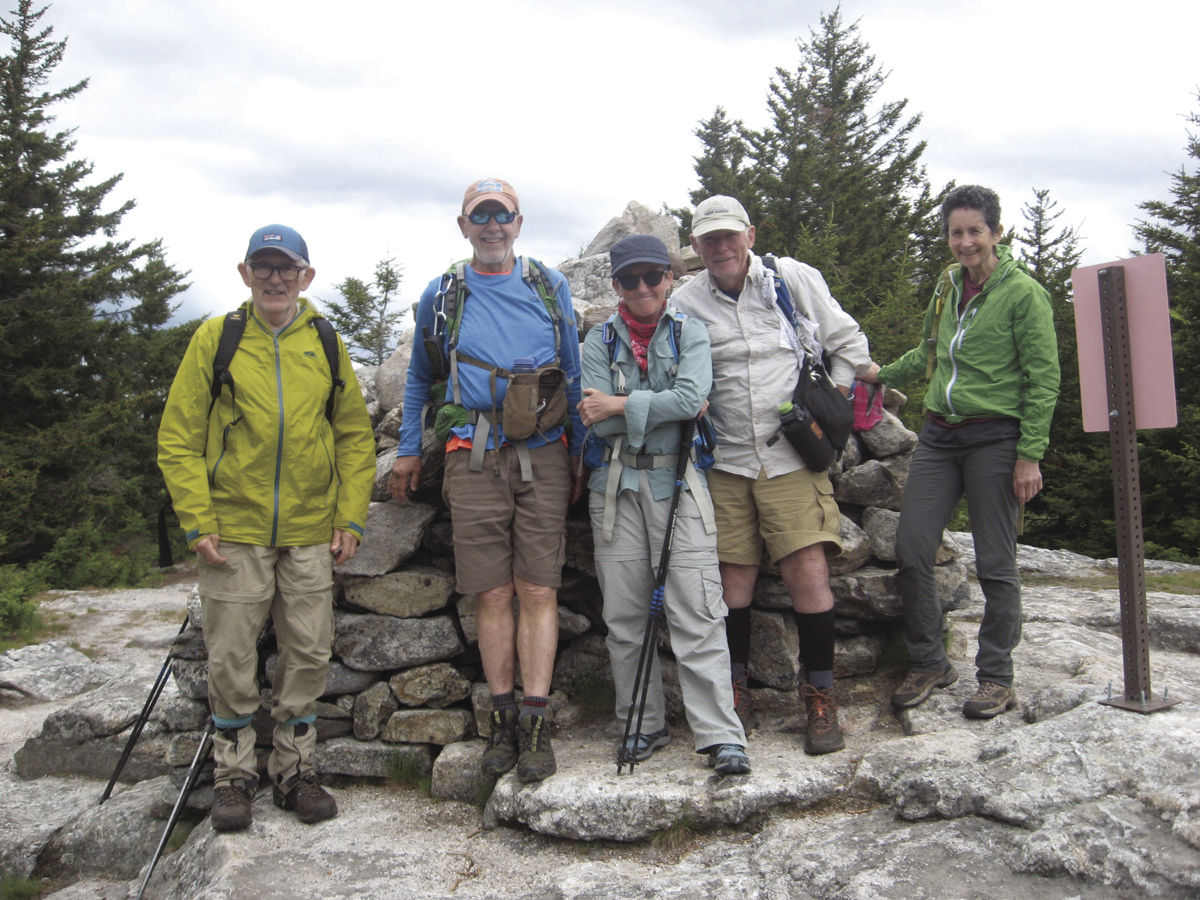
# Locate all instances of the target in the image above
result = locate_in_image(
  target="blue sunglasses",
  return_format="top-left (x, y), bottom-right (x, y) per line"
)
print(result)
top-left (467, 209), bottom-right (518, 225)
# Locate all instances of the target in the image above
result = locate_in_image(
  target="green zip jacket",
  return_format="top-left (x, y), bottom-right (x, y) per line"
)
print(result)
top-left (158, 299), bottom-right (375, 549)
top-left (878, 245), bottom-right (1060, 461)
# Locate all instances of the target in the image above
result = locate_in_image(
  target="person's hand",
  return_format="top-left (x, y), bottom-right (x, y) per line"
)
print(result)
top-left (389, 456), bottom-right (421, 503)
top-left (578, 388), bottom-right (625, 426)
top-left (857, 362), bottom-right (882, 384)
top-left (194, 534), bottom-right (226, 566)
top-left (1013, 458), bottom-right (1043, 504)
top-left (331, 529), bottom-right (359, 564)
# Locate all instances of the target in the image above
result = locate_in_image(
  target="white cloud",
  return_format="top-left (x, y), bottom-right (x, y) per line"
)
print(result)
top-left (29, 0), bottom-right (1200, 322)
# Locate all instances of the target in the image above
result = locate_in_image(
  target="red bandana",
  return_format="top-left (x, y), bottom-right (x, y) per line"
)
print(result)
top-left (618, 303), bottom-right (662, 372)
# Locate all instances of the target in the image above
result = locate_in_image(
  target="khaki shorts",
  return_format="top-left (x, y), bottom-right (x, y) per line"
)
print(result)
top-left (706, 467), bottom-right (842, 565)
top-left (442, 441), bottom-right (570, 594)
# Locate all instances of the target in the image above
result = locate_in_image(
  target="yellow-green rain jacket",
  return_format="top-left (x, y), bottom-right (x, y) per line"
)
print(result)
top-left (158, 299), bottom-right (375, 549)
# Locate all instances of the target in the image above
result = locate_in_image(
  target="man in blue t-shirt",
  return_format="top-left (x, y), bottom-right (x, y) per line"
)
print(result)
top-left (390, 178), bottom-right (583, 783)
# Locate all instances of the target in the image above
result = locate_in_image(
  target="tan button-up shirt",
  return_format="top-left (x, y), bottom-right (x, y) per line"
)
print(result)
top-left (672, 253), bottom-right (870, 478)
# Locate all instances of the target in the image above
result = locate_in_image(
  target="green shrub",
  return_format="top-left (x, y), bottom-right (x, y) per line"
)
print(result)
top-left (31, 521), bottom-right (156, 590)
top-left (0, 873), bottom-right (42, 900)
top-left (0, 564), bottom-right (43, 637)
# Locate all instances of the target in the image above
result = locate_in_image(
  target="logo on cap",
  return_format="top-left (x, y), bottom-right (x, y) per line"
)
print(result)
top-left (474, 180), bottom-right (504, 194)
top-left (262, 233), bottom-right (283, 243)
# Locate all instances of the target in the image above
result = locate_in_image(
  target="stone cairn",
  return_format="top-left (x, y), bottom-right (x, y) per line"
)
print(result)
top-left (16, 202), bottom-right (967, 805)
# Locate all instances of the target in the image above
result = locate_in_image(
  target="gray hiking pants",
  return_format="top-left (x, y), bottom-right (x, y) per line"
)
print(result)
top-left (895, 418), bottom-right (1022, 687)
top-left (589, 474), bottom-right (745, 751)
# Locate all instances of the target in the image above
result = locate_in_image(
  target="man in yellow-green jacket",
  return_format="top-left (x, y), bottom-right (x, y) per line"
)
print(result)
top-left (158, 224), bottom-right (375, 832)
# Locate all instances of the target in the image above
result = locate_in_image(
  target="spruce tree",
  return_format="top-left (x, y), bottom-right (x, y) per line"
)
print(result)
top-left (741, 7), bottom-right (929, 321)
top-left (1132, 98), bottom-right (1200, 560)
top-left (0, 1), bottom-right (188, 563)
top-left (681, 106), bottom-right (756, 235)
top-left (323, 256), bottom-right (404, 366)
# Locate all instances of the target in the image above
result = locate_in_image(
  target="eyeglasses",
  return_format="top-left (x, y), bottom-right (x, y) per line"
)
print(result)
top-left (466, 209), bottom-right (518, 225)
top-left (614, 269), bottom-right (669, 291)
top-left (248, 262), bottom-right (307, 282)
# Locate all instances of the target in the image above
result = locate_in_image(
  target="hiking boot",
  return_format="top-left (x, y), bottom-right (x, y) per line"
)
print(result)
top-left (272, 771), bottom-right (337, 824)
top-left (516, 713), bottom-right (556, 783)
top-left (211, 778), bottom-right (253, 833)
top-left (731, 663), bottom-right (758, 733)
top-left (706, 743), bottom-right (751, 775)
top-left (963, 681), bottom-right (1017, 719)
top-left (891, 664), bottom-right (959, 709)
top-left (617, 727), bottom-right (670, 764)
top-left (481, 708), bottom-right (519, 777)
top-left (801, 684), bottom-right (845, 755)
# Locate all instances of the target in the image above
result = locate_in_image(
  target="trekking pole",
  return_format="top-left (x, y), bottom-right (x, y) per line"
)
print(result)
top-left (100, 614), bottom-right (190, 803)
top-left (135, 718), bottom-right (214, 900)
top-left (618, 420), bottom-right (695, 775)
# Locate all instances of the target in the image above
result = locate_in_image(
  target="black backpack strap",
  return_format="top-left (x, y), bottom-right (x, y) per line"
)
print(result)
top-left (310, 315), bottom-right (344, 423)
top-left (209, 309), bottom-right (248, 417)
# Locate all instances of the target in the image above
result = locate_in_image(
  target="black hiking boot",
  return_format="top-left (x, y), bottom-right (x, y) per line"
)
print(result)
top-left (272, 771), bottom-right (337, 824)
top-left (211, 778), bottom-right (253, 833)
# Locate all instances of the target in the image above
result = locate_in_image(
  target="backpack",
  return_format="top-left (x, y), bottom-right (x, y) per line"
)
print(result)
top-left (584, 309), bottom-right (718, 540)
top-left (419, 258), bottom-right (570, 479)
top-left (209, 308), bottom-right (344, 422)
top-left (584, 310), bottom-right (719, 471)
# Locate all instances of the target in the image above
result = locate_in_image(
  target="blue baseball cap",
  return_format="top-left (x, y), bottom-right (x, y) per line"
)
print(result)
top-left (245, 224), bottom-right (309, 264)
top-left (609, 234), bottom-right (671, 277)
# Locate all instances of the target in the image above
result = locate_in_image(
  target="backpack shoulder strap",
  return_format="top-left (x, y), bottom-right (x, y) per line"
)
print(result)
top-left (523, 257), bottom-right (563, 363)
top-left (310, 315), bottom-right (344, 423)
top-left (438, 260), bottom-right (471, 351)
top-left (761, 254), bottom-right (797, 325)
top-left (925, 262), bottom-right (961, 379)
top-left (523, 257), bottom-right (561, 321)
top-left (667, 309), bottom-right (686, 362)
top-left (209, 309), bottom-right (248, 416)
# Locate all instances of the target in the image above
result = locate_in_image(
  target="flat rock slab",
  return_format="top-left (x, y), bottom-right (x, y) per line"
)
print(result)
top-left (486, 730), bottom-right (854, 841)
top-left (0, 641), bottom-right (118, 704)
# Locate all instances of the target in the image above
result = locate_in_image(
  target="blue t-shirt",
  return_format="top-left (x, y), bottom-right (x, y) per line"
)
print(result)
top-left (398, 258), bottom-right (582, 456)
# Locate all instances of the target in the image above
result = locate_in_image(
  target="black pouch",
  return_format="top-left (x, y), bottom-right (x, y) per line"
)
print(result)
top-left (796, 359), bottom-right (853, 451)
top-left (771, 403), bottom-right (837, 470)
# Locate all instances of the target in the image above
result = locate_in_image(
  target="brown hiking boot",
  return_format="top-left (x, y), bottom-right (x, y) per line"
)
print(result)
top-left (482, 707), bottom-right (519, 777)
top-left (516, 713), bottom-right (556, 783)
top-left (801, 684), bottom-right (845, 755)
top-left (731, 663), bottom-right (758, 733)
top-left (891, 664), bottom-right (959, 709)
top-left (962, 681), bottom-right (1017, 719)
top-left (211, 778), bottom-right (253, 833)
top-left (272, 771), bottom-right (337, 824)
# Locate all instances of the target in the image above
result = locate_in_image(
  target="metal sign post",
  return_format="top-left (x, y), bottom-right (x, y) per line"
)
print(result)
top-left (1094, 265), bottom-right (1177, 714)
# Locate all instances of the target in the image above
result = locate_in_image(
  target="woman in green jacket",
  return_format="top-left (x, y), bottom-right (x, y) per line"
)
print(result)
top-left (861, 185), bottom-right (1060, 719)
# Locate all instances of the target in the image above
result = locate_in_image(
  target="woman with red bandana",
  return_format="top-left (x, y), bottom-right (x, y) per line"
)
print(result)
top-left (578, 234), bottom-right (749, 776)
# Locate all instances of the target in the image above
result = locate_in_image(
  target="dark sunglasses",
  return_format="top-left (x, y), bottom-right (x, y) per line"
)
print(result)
top-left (467, 209), bottom-right (518, 225)
top-left (615, 269), bottom-right (669, 291)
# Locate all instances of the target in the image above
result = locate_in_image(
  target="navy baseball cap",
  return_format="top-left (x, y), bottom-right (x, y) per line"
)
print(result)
top-left (609, 234), bottom-right (671, 277)
top-left (245, 224), bottom-right (309, 264)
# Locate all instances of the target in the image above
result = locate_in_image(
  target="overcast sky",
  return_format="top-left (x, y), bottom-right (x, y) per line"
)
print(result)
top-left (36, 0), bottom-right (1200, 323)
